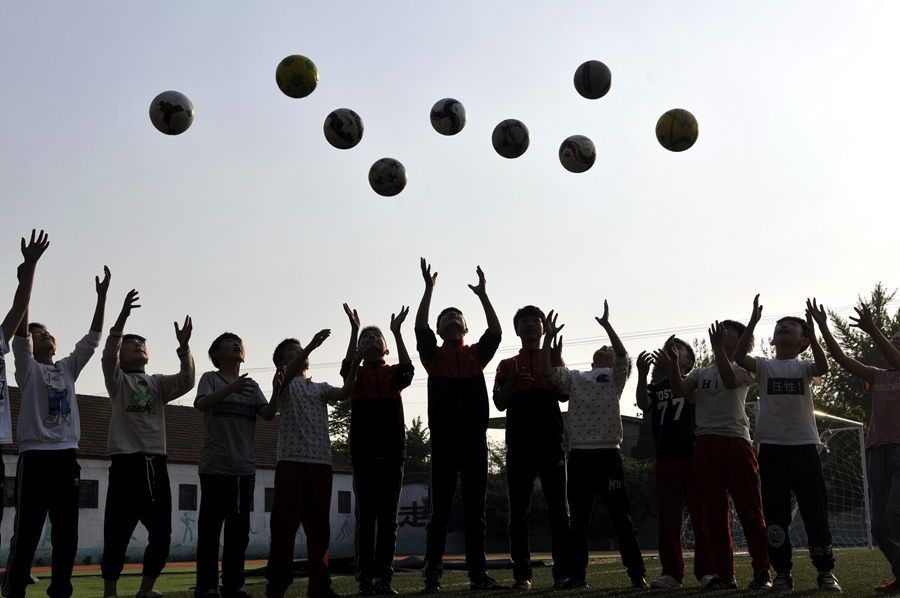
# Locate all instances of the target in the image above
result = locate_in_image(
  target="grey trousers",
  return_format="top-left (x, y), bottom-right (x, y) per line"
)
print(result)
top-left (869, 443), bottom-right (900, 578)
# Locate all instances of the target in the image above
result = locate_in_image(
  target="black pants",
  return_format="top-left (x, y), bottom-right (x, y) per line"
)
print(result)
top-left (507, 449), bottom-right (569, 581)
top-left (758, 443), bottom-right (835, 573)
top-left (195, 473), bottom-right (255, 596)
top-left (101, 453), bottom-right (172, 580)
top-left (353, 459), bottom-right (404, 582)
top-left (423, 434), bottom-right (488, 580)
top-left (2, 449), bottom-right (81, 598)
top-left (567, 449), bottom-right (645, 580)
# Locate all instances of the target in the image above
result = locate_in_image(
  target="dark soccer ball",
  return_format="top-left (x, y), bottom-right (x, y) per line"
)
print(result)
top-left (275, 54), bottom-right (318, 99)
top-left (559, 135), bottom-right (596, 173)
top-left (430, 98), bottom-right (467, 136)
top-left (149, 91), bottom-right (194, 135)
top-left (656, 108), bottom-right (699, 152)
top-left (323, 108), bottom-right (364, 150)
top-left (573, 60), bottom-right (612, 100)
top-left (491, 119), bottom-right (530, 159)
top-left (368, 158), bottom-right (407, 197)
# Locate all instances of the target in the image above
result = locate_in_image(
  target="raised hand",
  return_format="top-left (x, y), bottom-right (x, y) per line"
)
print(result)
top-left (272, 366), bottom-right (286, 393)
top-left (390, 306), bottom-right (409, 334)
top-left (420, 257), bottom-right (438, 290)
top-left (21, 229), bottom-right (49, 263)
top-left (806, 298), bottom-right (829, 330)
top-left (467, 265), bottom-right (487, 298)
top-left (96, 266), bottom-right (111, 296)
top-left (120, 289), bottom-right (141, 318)
top-left (344, 303), bottom-right (360, 330)
top-left (551, 333), bottom-right (563, 366)
top-left (175, 315), bottom-right (192, 349)
top-left (850, 303), bottom-right (879, 336)
top-left (636, 351), bottom-right (652, 376)
top-left (545, 310), bottom-right (565, 339)
top-left (231, 373), bottom-right (254, 396)
top-left (595, 300), bottom-right (610, 328)
top-left (708, 321), bottom-right (726, 348)
top-left (750, 294), bottom-right (763, 324)
top-left (309, 329), bottom-right (331, 350)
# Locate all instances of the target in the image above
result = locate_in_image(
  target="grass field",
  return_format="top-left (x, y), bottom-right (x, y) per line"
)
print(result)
top-left (24, 549), bottom-right (896, 597)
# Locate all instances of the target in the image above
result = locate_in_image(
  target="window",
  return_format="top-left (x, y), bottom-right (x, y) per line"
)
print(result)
top-left (265, 487), bottom-right (275, 512)
top-left (79, 479), bottom-right (99, 509)
top-left (338, 490), bottom-right (351, 514)
top-left (179, 484), bottom-right (198, 511)
top-left (3, 476), bottom-right (15, 508)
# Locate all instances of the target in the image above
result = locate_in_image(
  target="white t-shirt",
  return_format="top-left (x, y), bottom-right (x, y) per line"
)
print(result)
top-left (754, 356), bottom-right (820, 446)
top-left (550, 354), bottom-right (629, 451)
top-left (0, 329), bottom-right (12, 444)
top-left (276, 377), bottom-right (335, 465)
top-left (688, 363), bottom-right (753, 442)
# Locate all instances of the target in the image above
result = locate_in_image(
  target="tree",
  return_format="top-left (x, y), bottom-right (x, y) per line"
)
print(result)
top-left (405, 416), bottom-right (431, 474)
top-left (328, 399), bottom-right (351, 458)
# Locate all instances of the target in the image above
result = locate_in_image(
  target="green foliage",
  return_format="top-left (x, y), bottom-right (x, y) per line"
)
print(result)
top-left (328, 399), bottom-right (352, 459)
top-left (405, 416), bottom-right (431, 474)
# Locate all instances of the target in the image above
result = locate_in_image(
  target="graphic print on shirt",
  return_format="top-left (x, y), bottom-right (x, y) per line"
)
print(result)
top-left (767, 378), bottom-right (805, 395)
top-left (42, 367), bottom-right (70, 428)
top-left (654, 386), bottom-right (685, 425)
top-left (127, 380), bottom-right (158, 415)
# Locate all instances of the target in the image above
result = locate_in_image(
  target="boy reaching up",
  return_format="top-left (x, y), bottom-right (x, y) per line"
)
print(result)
top-left (101, 289), bottom-right (195, 598)
top-left (734, 295), bottom-right (839, 592)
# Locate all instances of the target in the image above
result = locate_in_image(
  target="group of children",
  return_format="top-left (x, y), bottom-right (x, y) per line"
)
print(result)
top-left (2, 236), bottom-right (900, 597)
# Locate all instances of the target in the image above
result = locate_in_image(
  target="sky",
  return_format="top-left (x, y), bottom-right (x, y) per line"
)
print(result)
top-left (2, 1), bottom-right (899, 438)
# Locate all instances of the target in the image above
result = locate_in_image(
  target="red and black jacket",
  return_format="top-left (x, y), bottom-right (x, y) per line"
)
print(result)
top-left (415, 327), bottom-right (501, 438)
top-left (493, 348), bottom-right (567, 456)
top-left (340, 358), bottom-right (414, 463)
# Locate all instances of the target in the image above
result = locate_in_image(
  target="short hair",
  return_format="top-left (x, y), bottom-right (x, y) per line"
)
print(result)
top-left (122, 333), bottom-right (147, 345)
top-left (513, 305), bottom-right (547, 331)
top-left (208, 332), bottom-right (242, 368)
top-left (722, 319), bottom-right (754, 351)
top-left (776, 316), bottom-right (811, 352)
top-left (672, 338), bottom-right (695, 373)
top-left (273, 338), bottom-right (301, 366)
top-left (359, 325), bottom-right (384, 339)
top-left (28, 322), bottom-right (47, 333)
top-left (436, 306), bottom-right (463, 329)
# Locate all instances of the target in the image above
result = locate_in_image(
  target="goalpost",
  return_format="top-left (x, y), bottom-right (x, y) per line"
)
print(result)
top-left (682, 405), bottom-right (872, 551)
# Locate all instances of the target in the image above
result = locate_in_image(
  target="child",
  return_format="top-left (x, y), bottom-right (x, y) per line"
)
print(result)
top-left (265, 312), bottom-right (360, 598)
top-left (342, 305), bottom-right (414, 596)
top-left (3, 265), bottom-right (110, 598)
top-left (0, 231), bottom-right (49, 543)
top-left (539, 303), bottom-right (648, 590)
top-left (658, 322), bottom-right (771, 590)
top-left (493, 305), bottom-right (569, 590)
top-left (101, 289), bottom-right (196, 598)
top-left (635, 337), bottom-right (715, 589)
top-left (734, 294), bottom-right (839, 592)
top-left (193, 328), bottom-right (276, 598)
top-left (414, 258), bottom-right (504, 593)
top-left (809, 299), bottom-right (900, 593)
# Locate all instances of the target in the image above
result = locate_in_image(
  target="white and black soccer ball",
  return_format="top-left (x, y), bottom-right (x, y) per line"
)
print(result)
top-left (368, 158), bottom-right (407, 197)
top-left (324, 108), bottom-right (364, 150)
top-left (491, 119), bottom-right (530, 159)
top-left (573, 60), bottom-right (612, 100)
top-left (149, 91), bottom-right (194, 135)
top-left (430, 98), bottom-right (466, 136)
top-left (559, 135), bottom-right (596, 173)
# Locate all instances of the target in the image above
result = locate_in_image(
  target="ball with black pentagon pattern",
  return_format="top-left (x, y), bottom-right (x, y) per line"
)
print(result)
top-left (559, 135), bottom-right (596, 173)
top-left (275, 54), bottom-right (318, 99)
top-left (323, 108), bottom-right (364, 150)
top-left (491, 119), bottom-right (530, 159)
top-left (368, 158), bottom-right (407, 197)
top-left (573, 60), bottom-right (612, 100)
top-left (149, 91), bottom-right (194, 135)
top-left (655, 108), bottom-right (699, 152)
top-left (430, 98), bottom-right (467, 136)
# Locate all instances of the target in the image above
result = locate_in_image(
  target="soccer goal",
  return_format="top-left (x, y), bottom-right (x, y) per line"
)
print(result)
top-left (682, 405), bottom-right (872, 551)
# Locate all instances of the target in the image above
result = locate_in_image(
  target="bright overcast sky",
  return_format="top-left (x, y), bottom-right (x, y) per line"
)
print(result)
top-left (2, 1), bottom-right (898, 435)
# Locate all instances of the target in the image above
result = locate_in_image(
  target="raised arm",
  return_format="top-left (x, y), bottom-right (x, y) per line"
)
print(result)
top-left (259, 367), bottom-right (285, 421)
top-left (327, 348), bottom-right (362, 403)
top-left (468, 266), bottom-right (501, 335)
top-left (806, 309), bottom-right (829, 377)
top-left (282, 329), bottom-right (331, 383)
top-left (653, 336), bottom-right (697, 401)
top-left (344, 303), bottom-right (360, 361)
top-left (539, 310), bottom-right (565, 379)
top-left (595, 300), bottom-right (625, 357)
top-left (110, 290), bottom-right (140, 335)
top-left (391, 306), bottom-right (411, 364)
top-left (91, 266), bottom-right (111, 334)
top-left (2, 230), bottom-right (49, 341)
top-left (635, 351), bottom-right (652, 411)
top-left (710, 321), bottom-right (743, 389)
top-left (415, 257), bottom-right (437, 329)
top-left (734, 294), bottom-right (761, 372)
top-left (850, 303), bottom-right (900, 371)
top-left (808, 299), bottom-right (871, 382)
top-left (102, 290), bottom-right (140, 387)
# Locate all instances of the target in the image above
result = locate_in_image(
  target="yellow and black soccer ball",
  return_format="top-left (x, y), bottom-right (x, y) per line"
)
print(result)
top-left (275, 55), bottom-right (318, 99)
top-left (655, 108), bottom-right (699, 152)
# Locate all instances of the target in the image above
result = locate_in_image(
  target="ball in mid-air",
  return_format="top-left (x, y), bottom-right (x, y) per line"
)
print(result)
top-left (573, 60), bottom-right (612, 100)
top-left (275, 55), bottom-right (318, 99)
top-left (369, 158), bottom-right (407, 197)
top-left (559, 135), bottom-right (596, 173)
top-left (656, 108), bottom-right (699, 152)
top-left (149, 91), bottom-right (194, 135)
top-left (430, 98), bottom-right (467, 135)
top-left (492, 119), bottom-right (530, 159)
top-left (324, 108), bottom-right (364, 149)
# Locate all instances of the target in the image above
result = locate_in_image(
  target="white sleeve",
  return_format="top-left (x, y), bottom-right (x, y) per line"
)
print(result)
top-left (59, 331), bottom-right (102, 381)
top-left (12, 334), bottom-right (35, 386)
top-left (613, 354), bottom-right (630, 391)
top-left (101, 332), bottom-right (124, 403)
top-left (549, 366), bottom-right (573, 395)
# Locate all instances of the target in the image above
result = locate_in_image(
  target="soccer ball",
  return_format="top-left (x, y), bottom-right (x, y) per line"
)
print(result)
top-left (656, 108), bottom-right (699, 152)
top-left (559, 135), bottom-right (596, 173)
top-left (368, 158), bottom-right (407, 197)
top-left (275, 55), bottom-right (318, 99)
top-left (573, 60), bottom-right (612, 100)
top-left (323, 108), bottom-right (364, 150)
top-left (430, 98), bottom-right (466, 135)
top-left (149, 91), bottom-right (194, 135)
top-left (492, 119), bottom-right (530, 159)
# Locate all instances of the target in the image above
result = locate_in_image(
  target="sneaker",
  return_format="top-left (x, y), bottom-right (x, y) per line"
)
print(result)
top-left (702, 577), bottom-right (737, 590)
top-left (771, 573), bottom-right (793, 592)
top-left (552, 579), bottom-right (568, 590)
top-left (876, 579), bottom-right (900, 593)
top-left (358, 580), bottom-right (376, 597)
top-left (630, 577), bottom-right (651, 590)
top-left (748, 570), bottom-right (773, 590)
top-left (564, 580), bottom-right (588, 589)
top-left (510, 580), bottom-right (532, 591)
top-left (373, 581), bottom-right (398, 596)
top-left (699, 575), bottom-right (716, 589)
top-left (43, 414), bottom-right (59, 428)
top-left (470, 575), bottom-right (508, 590)
top-left (816, 572), bottom-right (842, 592)
top-left (421, 574), bottom-right (441, 595)
top-left (650, 575), bottom-right (683, 589)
